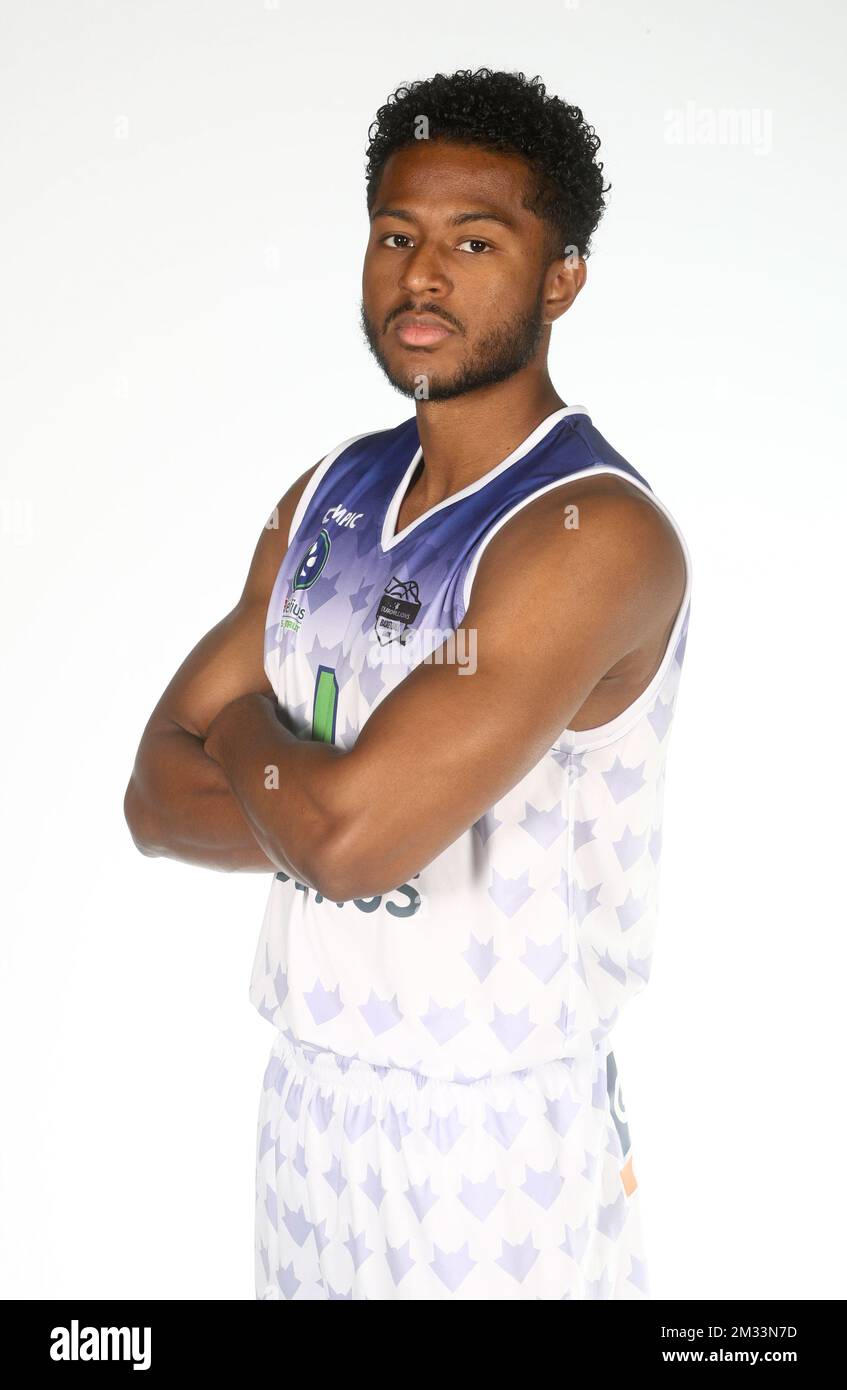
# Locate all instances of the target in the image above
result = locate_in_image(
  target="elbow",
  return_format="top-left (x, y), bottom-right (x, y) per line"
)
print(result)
top-left (307, 864), bottom-right (377, 905)
top-left (281, 844), bottom-right (351, 902)
top-left (123, 778), bottom-right (163, 859)
top-left (295, 816), bottom-right (408, 904)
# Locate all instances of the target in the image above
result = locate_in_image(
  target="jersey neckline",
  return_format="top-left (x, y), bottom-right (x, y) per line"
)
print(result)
top-left (379, 403), bottom-right (590, 552)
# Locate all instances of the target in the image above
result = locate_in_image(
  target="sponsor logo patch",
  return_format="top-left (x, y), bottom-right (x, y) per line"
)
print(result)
top-left (293, 526), bottom-right (331, 590)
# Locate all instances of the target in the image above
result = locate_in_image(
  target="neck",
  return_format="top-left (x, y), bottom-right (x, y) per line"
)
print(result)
top-left (412, 368), bottom-right (567, 501)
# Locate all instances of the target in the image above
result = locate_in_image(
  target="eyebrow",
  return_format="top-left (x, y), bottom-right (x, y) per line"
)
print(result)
top-left (371, 206), bottom-right (517, 230)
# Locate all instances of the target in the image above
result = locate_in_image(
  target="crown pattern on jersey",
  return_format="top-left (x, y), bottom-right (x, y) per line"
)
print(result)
top-left (251, 407), bottom-right (692, 1084)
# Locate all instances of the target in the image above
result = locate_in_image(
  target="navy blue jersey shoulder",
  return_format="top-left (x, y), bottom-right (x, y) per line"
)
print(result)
top-left (299, 411), bottom-right (650, 532)
top-left (291, 410), bottom-right (653, 626)
top-left (569, 415), bottom-right (651, 491)
top-left (297, 418), bottom-right (419, 536)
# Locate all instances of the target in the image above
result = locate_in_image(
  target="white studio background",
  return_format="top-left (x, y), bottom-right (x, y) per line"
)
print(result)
top-left (1, 0), bottom-right (844, 1300)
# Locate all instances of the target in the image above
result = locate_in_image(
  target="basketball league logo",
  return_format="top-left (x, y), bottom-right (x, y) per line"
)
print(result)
top-left (374, 576), bottom-right (422, 646)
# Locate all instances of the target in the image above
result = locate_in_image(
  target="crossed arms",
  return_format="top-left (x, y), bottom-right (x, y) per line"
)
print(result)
top-left (124, 467), bottom-right (685, 901)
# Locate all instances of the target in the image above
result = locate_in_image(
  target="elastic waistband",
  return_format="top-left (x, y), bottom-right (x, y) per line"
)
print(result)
top-left (263, 1027), bottom-right (609, 1109)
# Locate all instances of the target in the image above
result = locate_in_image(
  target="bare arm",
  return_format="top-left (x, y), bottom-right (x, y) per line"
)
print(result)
top-left (203, 477), bottom-right (687, 899)
top-left (123, 460), bottom-right (322, 875)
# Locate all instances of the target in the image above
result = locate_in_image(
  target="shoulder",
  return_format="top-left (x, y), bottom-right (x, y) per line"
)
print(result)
top-left (240, 457), bottom-right (325, 607)
top-left (465, 471), bottom-right (687, 640)
top-left (241, 423), bottom-right (395, 609)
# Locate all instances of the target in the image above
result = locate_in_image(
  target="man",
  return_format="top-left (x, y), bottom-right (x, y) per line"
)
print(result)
top-left (124, 67), bottom-right (692, 1301)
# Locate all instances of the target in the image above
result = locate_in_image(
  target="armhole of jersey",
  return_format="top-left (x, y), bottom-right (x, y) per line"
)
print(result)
top-left (287, 429), bottom-right (381, 546)
top-left (457, 464), bottom-right (694, 753)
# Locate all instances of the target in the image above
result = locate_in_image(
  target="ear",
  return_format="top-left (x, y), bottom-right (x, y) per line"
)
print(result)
top-left (542, 254), bottom-right (587, 325)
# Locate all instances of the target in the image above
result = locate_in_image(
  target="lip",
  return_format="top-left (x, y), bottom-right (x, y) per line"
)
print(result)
top-left (393, 313), bottom-right (455, 347)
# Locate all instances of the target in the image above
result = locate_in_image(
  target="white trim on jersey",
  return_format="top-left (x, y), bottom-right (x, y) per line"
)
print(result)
top-left (459, 464), bottom-right (694, 753)
top-left (379, 404), bottom-right (591, 552)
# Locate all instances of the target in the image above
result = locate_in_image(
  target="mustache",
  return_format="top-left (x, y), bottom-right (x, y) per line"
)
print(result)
top-left (383, 303), bottom-right (464, 334)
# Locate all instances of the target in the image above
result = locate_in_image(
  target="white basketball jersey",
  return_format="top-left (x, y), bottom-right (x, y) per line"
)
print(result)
top-left (249, 405), bottom-right (693, 1082)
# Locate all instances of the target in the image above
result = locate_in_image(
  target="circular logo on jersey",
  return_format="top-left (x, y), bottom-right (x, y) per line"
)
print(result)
top-left (293, 527), bottom-right (331, 590)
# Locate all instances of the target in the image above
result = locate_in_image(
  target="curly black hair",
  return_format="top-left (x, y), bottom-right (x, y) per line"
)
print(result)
top-left (365, 68), bottom-right (610, 260)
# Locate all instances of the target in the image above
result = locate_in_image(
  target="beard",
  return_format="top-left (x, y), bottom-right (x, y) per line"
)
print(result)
top-left (359, 285), bottom-right (546, 402)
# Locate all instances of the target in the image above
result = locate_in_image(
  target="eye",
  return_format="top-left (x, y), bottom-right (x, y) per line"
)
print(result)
top-left (382, 233), bottom-right (414, 249)
top-left (457, 238), bottom-right (493, 254)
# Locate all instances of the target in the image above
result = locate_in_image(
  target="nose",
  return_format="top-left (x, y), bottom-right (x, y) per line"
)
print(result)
top-left (397, 239), bottom-right (453, 299)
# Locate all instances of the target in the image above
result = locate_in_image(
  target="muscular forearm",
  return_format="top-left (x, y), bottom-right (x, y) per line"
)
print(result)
top-left (125, 723), bottom-right (307, 876)
top-left (203, 693), bottom-right (349, 891)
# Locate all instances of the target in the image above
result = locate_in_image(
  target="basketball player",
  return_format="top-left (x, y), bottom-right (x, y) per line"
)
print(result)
top-left (124, 68), bottom-right (692, 1300)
